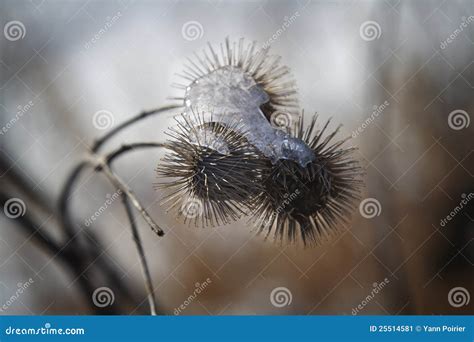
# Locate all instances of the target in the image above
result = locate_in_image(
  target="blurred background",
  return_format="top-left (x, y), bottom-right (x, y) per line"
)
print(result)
top-left (0, 0), bottom-right (472, 315)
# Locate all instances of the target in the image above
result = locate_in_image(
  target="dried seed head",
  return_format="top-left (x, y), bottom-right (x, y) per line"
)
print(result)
top-left (252, 115), bottom-right (364, 246)
top-left (156, 112), bottom-right (266, 227)
top-left (173, 37), bottom-right (299, 120)
top-left (174, 38), bottom-right (314, 167)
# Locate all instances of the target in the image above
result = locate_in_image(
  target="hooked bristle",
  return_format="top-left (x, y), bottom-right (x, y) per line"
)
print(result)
top-left (251, 114), bottom-right (364, 246)
top-left (156, 111), bottom-right (266, 227)
top-left (176, 37), bottom-right (299, 120)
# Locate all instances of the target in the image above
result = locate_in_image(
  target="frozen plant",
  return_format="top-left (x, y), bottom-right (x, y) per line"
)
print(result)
top-left (58, 38), bottom-right (364, 315)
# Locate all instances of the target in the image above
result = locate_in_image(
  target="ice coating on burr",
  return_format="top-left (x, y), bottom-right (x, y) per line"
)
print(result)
top-left (184, 66), bottom-right (315, 166)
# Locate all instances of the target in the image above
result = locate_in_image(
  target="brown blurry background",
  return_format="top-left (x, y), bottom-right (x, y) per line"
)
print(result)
top-left (0, 0), bottom-right (473, 315)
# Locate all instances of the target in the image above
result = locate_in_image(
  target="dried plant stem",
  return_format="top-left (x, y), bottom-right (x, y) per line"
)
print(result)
top-left (0, 190), bottom-right (111, 314)
top-left (98, 142), bottom-right (167, 315)
top-left (105, 142), bottom-right (166, 316)
top-left (55, 160), bottom-right (141, 313)
top-left (105, 142), bottom-right (165, 164)
top-left (58, 160), bottom-right (91, 240)
top-left (96, 160), bottom-right (164, 237)
top-left (59, 105), bottom-right (178, 238)
top-left (91, 105), bottom-right (181, 153)
top-left (59, 153), bottom-right (164, 315)
top-left (58, 105), bottom-right (178, 315)
top-left (1, 155), bottom-right (134, 314)
top-left (64, 155), bottom-right (163, 315)
top-left (121, 193), bottom-right (158, 315)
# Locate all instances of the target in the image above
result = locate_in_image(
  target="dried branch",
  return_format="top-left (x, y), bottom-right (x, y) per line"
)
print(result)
top-left (59, 105), bottom-right (178, 240)
top-left (95, 160), bottom-right (164, 237)
top-left (1, 155), bottom-right (135, 314)
top-left (57, 105), bottom-right (179, 315)
top-left (105, 142), bottom-right (165, 315)
top-left (121, 193), bottom-right (158, 315)
top-left (0, 190), bottom-right (115, 314)
top-left (105, 142), bottom-right (165, 164)
top-left (91, 105), bottom-right (181, 153)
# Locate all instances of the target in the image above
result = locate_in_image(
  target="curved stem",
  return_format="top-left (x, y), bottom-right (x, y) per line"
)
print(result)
top-left (96, 161), bottom-right (164, 237)
top-left (121, 193), bottom-right (158, 315)
top-left (58, 161), bottom-right (91, 240)
top-left (103, 142), bottom-right (170, 316)
top-left (57, 104), bottom-right (178, 315)
top-left (2, 152), bottom-right (132, 313)
top-left (56, 160), bottom-right (138, 312)
top-left (105, 143), bottom-right (165, 165)
top-left (104, 142), bottom-right (165, 315)
top-left (58, 154), bottom-right (164, 315)
top-left (0, 191), bottom-right (110, 314)
top-left (101, 146), bottom-right (166, 315)
top-left (91, 105), bottom-right (181, 153)
top-left (59, 105), bottom-right (177, 238)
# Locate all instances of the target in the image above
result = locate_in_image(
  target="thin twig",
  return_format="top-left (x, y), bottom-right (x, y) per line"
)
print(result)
top-left (55, 160), bottom-right (139, 311)
top-left (105, 142), bottom-right (165, 164)
top-left (91, 105), bottom-right (181, 153)
top-left (121, 193), bottom-right (158, 315)
top-left (0, 191), bottom-right (113, 314)
top-left (59, 105), bottom-right (178, 238)
top-left (56, 105), bottom-right (178, 315)
top-left (106, 142), bottom-right (166, 315)
top-left (58, 160), bottom-right (91, 240)
top-left (1, 154), bottom-right (136, 314)
top-left (0, 157), bottom-right (55, 215)
top-left (0, 160), bottom-right (100, 313)
top-left (95, 160), bottom-right (165, 237)
top-left (0, 191), bottom-right (63, 255)
top-left (60, 154), bottom-right (165, 315)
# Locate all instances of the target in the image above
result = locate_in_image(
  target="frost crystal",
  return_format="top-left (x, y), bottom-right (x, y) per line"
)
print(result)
top-left (184, 66), bottom-right (315, 166)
